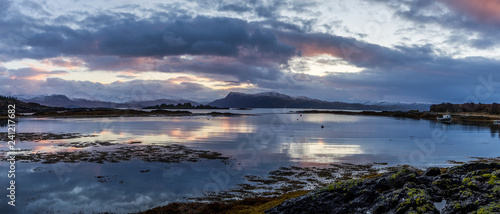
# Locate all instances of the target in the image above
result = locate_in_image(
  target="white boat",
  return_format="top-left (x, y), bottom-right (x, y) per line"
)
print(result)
top-left (493, 120), bottom-right (500, 125)
top-left (436, 115), bottom-right (452, 123)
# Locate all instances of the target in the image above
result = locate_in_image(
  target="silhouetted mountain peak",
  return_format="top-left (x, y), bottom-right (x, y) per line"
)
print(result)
top-left (210, 91), bottom-right (375, 109)
top-left (208, 91), bottom-right (429, 110)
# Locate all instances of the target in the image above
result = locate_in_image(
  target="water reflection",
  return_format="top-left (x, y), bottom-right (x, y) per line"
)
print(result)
top-left (0, 160), bottom-right (240, 214)
top-left (489, 125), bottom-right (500, 138)
top-left (2, 113), bottom-right (500, 213)
top-left (10, 114), bottom-right (500, 165)
top-left (282, 139), bottom-right (363, 163)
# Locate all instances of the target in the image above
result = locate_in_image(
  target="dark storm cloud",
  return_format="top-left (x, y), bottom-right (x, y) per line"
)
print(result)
top-left (251, 19), bottom-right (304, 32)
top-left (1, 14), bottom-right (296, 61)
top-left (0, 9), bottom-right (300, 86)
top-left (277, 30), bottom-right (437, 69)
top-left (218, 4), bottom-right (252, 13)
top-left (157, 56), bottom-right (283, 82)
top-left (216, 0), bottom-right (319, 17)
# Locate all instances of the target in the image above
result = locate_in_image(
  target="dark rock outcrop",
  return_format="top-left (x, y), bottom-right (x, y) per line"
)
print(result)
top-left (267, 163), bottom-right (500, 214)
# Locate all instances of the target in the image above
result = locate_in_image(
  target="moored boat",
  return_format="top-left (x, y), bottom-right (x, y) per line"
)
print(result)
top-left (436, 115), bottom-right (452, 123)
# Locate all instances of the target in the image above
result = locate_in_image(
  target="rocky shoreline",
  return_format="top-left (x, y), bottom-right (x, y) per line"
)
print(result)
top-left (139, 160), bottom-right (500, 214)
top-left (268, 161), bottom-right (500, 213)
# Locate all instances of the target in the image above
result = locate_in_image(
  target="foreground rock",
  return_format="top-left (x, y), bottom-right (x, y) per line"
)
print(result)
top-left (267, 162), bottom-right (500, 214)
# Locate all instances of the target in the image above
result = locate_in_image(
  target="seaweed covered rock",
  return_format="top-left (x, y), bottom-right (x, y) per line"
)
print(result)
top-left (267, 162), bottom-right (500, 214)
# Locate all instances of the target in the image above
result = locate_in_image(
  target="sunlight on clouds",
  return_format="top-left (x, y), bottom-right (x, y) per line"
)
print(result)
top-left (59, 71), bottom-right (125, 84)
top-left (289, 55), bottom-right (363, 76)
top-left (4, 59), bottom-right (42, 69)
top-left (138, 72), bottom-right (253, 90)
top-left (4, 57), bottom-right (84, 71)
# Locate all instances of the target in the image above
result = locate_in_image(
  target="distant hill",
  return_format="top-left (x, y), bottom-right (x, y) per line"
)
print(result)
top-left (208, 91), bottom-right (430, 110)
top-left (208, 92), bottom-right (381, 110)
top-left (20, 95), bottom-right (199, 108)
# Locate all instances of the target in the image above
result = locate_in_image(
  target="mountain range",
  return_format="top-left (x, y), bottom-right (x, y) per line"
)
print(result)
top-left (20, 95), bottom-right (199, 108)
top-left (208, 91), bottom-right (429, 110)
top-left (17, 92), bottom-right (430, 111)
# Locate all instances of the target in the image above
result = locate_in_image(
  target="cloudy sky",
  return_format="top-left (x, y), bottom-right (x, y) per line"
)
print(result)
top-left (1, 0), bottom-right (500, 103)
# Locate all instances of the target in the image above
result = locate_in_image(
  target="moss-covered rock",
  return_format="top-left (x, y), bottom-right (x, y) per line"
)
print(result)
top-left (267, 162), bottom-right (500, 214)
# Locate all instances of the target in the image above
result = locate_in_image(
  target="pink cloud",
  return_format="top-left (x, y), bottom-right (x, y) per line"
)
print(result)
top-left (83, 56), bottom-right (158, 72)
top-left (8, 67), bottom-right (68, 80)
top-left (41, 57), bottom-right (85, 69)
top-left (442, 0), bottom-right (500, 24)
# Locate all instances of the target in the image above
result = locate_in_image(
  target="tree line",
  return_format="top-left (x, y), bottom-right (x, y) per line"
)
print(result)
top-left (0, 95), bottom-right (18, 101)
top-left (430, 102), bottom-right (500, 114)
top-left (143, 103), bottom-right (227, 109)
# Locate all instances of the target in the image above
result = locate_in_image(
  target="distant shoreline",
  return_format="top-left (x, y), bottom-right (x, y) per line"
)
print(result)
top-left (3, 108), bottom-right (500, 123)
top-left (295, 110), bottom-right (500, 123)
top-left (0, 108), bottom-right (249, 118)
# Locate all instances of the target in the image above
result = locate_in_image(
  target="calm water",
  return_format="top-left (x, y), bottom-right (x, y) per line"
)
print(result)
top-left (1, 109), bottom-right (500, 213)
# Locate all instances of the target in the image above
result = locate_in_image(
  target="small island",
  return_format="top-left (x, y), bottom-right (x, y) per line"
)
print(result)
top-left (142, 102), bottom-right (229, 110)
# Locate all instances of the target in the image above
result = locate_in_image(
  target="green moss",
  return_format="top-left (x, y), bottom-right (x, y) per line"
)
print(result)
top-left (416, 203), bottom-right (435, 212)
top-left (462, 177), bottom-right (475, 186)
top-left (394, 187), bottom-right (435, 213)
top-left (472, 202), bottom-right (500, 214)
top-left (482, 173), bottom-right (492, 179)
top-left (432, 178), bottom-right (456, 189)
top-left (325, 179), bottom-right (364, 192)
top-left (459, 189), bottom-right (474, 199)
top-left (390, 168), bottom-right (411, 180)
top-left (486, 174), bottom-right (500, 185)
top-left (407, 188), bottom-right (425, 198)
top-left (492, 186), bottom-right (500, 195)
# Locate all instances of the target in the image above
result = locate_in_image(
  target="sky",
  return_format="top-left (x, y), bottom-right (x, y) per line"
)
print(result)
top-left (1, 0), bottom-right (500, 103)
